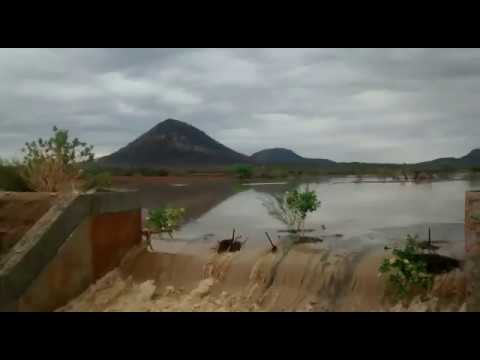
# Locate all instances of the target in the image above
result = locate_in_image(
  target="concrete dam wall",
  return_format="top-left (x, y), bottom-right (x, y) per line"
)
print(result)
top-left (0, 190), bottom-right (141, 312)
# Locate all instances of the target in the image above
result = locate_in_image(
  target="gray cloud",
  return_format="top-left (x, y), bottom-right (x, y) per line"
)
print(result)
top-left (0, 48), bottom-right (479, 163)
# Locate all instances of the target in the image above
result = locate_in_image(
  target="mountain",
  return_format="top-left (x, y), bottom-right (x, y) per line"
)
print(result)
top-left (98, 119), bottom-right (251, 169)
top-left (414, 148), bottom-right (480, 169)
top-left (460, 149), bottom-right (480, 166)
top-left (250, 148), bottom-right (305, 164)
top-left (250, 148), bottom-right (336, 167)
top-left (98, 118), bottom-right (480, 171)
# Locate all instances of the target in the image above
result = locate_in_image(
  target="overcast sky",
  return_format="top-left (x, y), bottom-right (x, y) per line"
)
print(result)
top-left (1, 48), bottom-right (479, 163)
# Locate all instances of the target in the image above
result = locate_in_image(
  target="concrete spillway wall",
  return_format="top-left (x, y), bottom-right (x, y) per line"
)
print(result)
top-left (465, 191), bottom-right (480, 311)
top-left (0, 189), bottom-right (141, 312)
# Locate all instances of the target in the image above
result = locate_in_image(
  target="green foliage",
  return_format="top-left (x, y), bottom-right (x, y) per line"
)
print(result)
top-left (20, 126), bottom-right (94, 192)
top-left (0, 164), bottom-right (30, 191)
top-left (286, 188), bottom-right (321, 219)
top-left (379, 234), bottom-right (434, 300)
top-left (229, 164), bottom-right (254, 179)
top-left (145, 207), bottom-right (186, 238)
top-left (82, 171), bottom-right (112, 191)
top-left (263, 186), bottom-right (321, 235)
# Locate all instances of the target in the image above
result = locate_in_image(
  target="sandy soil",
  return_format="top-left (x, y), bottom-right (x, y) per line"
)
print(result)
top-left (59, 241), bottom-right (467, 312)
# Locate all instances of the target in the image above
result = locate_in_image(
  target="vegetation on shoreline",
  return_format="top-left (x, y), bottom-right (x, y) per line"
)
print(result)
top-left (379, 235), bottom-right (434, 301)
top-left (2, 124), bottom-right (480, 193)
top-left (379, 234), bottom-right (460, 302)
top-left (263, 186), bottom-right (321, 238)
top-left (145, 207), bottom-right (186, 238)
top-left (19, 126), bottom-right (94, 192)
top-left (0, 160), bottom-right (30, 191)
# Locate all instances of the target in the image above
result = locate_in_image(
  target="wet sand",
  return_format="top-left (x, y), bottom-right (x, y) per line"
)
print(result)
top-left (59, 239), bottom-right (466, 312)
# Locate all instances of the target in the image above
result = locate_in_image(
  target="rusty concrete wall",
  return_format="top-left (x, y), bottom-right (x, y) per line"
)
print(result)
top-left (14, 210), bottom-right (141, 311)
top-left (17, 218), bottom-right (94, 312)
top-left (465, 191), bottom-right (480, 311)
top-left (91, 211), bottom-right (141, 280)
top-left (0, 190), bottom-right (142, 312)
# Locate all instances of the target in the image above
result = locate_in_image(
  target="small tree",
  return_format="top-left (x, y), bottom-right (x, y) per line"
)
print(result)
top-left (20, 126), bottom-right (94, 192)
top-left (145, 207), bottom-right (186, 238)
top-left (263, 186), bottom-right (321, 237)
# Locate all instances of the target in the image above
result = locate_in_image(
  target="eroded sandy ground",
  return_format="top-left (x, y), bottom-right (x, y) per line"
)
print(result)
top-left (58, 240), bottom-right (467, 312)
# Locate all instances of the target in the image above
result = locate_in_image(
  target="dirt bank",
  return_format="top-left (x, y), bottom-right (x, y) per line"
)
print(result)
top-left (0, 192), bottom-right (57, 258)
top-left (59, 241), bottom-right (466, 312)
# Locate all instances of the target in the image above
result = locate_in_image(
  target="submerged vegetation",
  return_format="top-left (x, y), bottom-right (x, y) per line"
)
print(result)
top-left (263, 186), bottom-right (321, 238)
top-left (379, 234), bottom-right (460, 301)
top-left (379, 235), bottom-right (434, 300)
top-left (145, 207), bottom-right (186, 239)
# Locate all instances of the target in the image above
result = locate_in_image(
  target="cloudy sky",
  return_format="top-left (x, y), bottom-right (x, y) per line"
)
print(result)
top-left (1, 48), bottom-right (479, 163)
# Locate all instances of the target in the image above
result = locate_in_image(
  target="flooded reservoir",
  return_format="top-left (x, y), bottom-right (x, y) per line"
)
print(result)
top-left (140, 176), bottom-right (480, 255)
top-left (60, 176), bottom-right (479, 312)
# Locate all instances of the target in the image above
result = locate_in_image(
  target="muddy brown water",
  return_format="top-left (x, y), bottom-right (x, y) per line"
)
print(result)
top-left (63, 176), bottom-right (476, 312)
top-left (138, 177), bottom-right (479, 256)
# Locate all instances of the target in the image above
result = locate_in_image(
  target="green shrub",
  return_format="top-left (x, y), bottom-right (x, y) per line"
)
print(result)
top-left (20, 126), bottom-right (94, 192)
top-left (145, 207), bottom-right (186, 238)
top-left (0, 165), bottom-right (30, 191)
top-left (263, 186), bottom-right (321, 236)
top-left (229, 164), bottom-right (254, 179)
top-left (82, 171), bottom-right (112, 191)
top-left (379, 235), bottom-right (434, 300)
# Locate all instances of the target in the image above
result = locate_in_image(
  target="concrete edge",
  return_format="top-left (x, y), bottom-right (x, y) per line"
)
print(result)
top-left (0, 190), bottom-right (140, 310)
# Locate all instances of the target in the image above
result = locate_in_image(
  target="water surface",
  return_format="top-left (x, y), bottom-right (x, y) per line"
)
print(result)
top-left (150, 177), bottom-right (480, 257)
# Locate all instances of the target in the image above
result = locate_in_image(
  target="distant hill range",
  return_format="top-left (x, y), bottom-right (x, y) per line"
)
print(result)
top-left (98, 118), bottom-right (480, 170)
top-left (414, 149), bottom-right (480, 170)
top-left (251, 148), bottom-right (336, 167)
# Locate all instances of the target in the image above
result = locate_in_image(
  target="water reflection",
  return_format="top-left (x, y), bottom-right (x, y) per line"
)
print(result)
top-left (168, 178), bottom-right (477, 254)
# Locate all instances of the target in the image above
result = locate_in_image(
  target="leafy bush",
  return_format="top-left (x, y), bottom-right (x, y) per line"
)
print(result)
top-left (379, 234), bottom-right (434, 300)
top-left (263, 186), bottom-right (321, 236)
top-left (0, 165), bottom-right (30, 191)
top-left (20, 126), bottom-right (94, 192)
top-left (145, 207), bottom-right (186, 238)
top-left (229, 164), bottom-right (254, 179)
